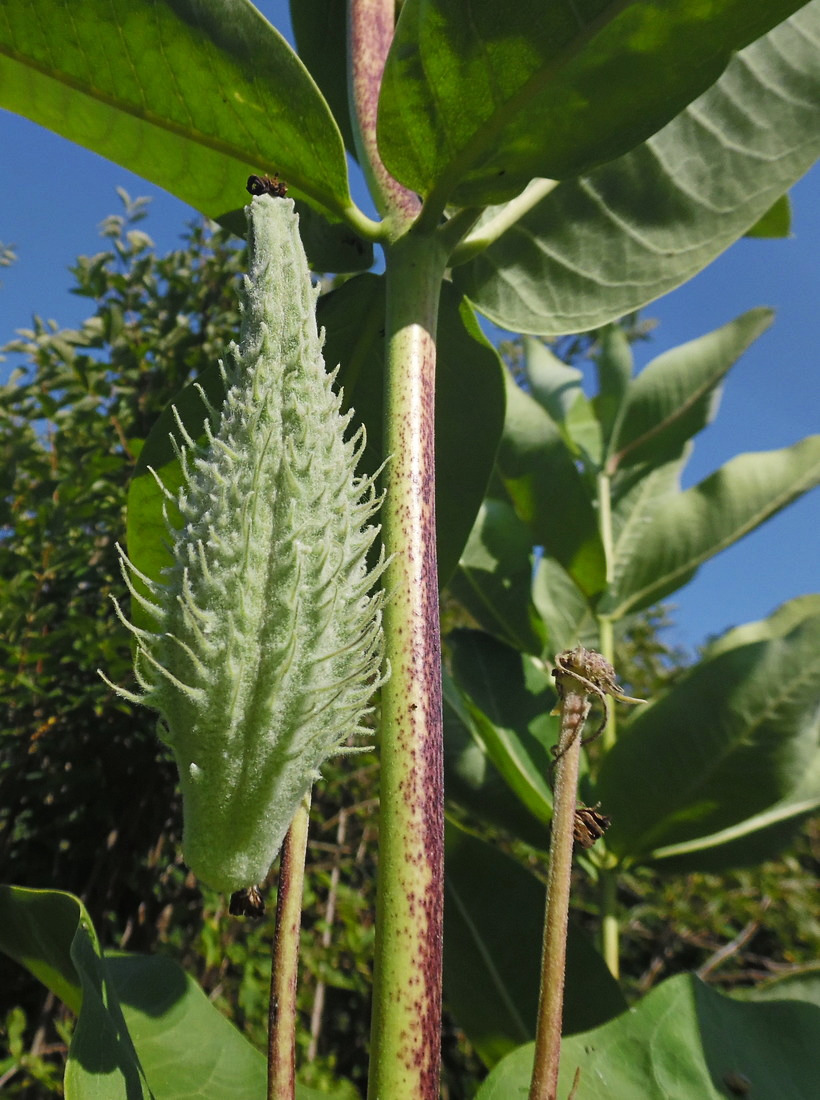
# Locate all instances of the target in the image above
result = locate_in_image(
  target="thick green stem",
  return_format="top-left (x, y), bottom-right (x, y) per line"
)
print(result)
top-left (267, 794), bottom-right (312, 1100)
top-left (368, 229), bottom-right (448, 1100)
top-left (529, 679), bottom-right (590, 1100)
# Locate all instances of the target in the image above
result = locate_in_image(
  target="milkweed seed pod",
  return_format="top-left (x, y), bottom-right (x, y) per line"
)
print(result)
top-left (106, 193), bottom-right (387, 892)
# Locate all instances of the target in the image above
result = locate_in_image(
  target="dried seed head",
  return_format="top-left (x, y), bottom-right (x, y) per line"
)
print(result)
top-left (105, 195), bottom-right (387, 892)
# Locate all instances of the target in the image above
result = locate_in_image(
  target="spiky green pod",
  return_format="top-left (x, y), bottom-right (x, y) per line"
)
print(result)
top-left (109, 195), bottom-right (386, 893)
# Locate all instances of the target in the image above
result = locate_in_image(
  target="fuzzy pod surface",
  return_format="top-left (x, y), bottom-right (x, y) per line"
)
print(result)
top-left (111, 194), bottom-right (386, 892)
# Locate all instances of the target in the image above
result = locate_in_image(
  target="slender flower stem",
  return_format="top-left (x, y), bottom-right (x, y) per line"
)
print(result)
top-left (530, 650), bottom-right (644, 1099)
top-left (268, 794), bottom-right (312, 1100)
top-left (529, 664), bottom-right (591, 1100)
top-left (368, 228), bottom-right (448, 1100)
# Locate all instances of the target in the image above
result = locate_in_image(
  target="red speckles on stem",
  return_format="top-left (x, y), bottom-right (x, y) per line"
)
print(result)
top-left (367, 224), bottom-right (447, 1096)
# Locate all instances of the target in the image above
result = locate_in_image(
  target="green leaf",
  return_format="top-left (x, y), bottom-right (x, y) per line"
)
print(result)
top-left (531, 556), bottom-right (598, 656)
top-left (0, 886), bottom-right (343, 1099)
top-left (0, 0), bottom-right (354, 222)
top-left (606, 309), bottom-right (774, 474)
top-left (378, 0), bottom-right (806, 207)
top-left (322, 276), bottom-right (506, 586)
top-left (703, 593), bottom-right (820, 659)
top-left (443, 671), bottom-right (551, 851)
top-left (522, 339), bottom-right (602, 465)
top-left (448, 630), bottom-right (559, 825)
top-left (745, 192), bottom-right (792, 238)
top-left (595, 602), bottom-right (820, 864)
top-left (447, 498), bottom-right (547, 655)
top-left (476, 972), bottom-right (820, 1099)
top-left (593, 325), bottom-right (635, 448)
top-left (105, 954), bottom-right (268, 1100)
top-left (498, 368), bottom-right (606, 598)
top-left (290, 0), bottom-right (357, 159)
top-left (0, 886), bottom-right (151, 1098)
top-left (603, 436), bottom-right (820, 617)
top-left (443, 824), bottom-right (627, 1068)
top-left (453, 5), bottom-right (820, 333)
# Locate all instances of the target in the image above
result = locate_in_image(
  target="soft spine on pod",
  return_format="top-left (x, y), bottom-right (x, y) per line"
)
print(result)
top-left (108, 194), bottom-right (387, 892)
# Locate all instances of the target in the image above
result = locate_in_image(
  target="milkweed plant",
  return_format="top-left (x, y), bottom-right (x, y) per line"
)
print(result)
top-left (104, 189), bottom-right (388, 894)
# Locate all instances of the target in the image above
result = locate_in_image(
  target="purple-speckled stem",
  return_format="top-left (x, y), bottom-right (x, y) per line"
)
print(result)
top-left (368, 225), bottom-right (448, 1099)
top-left (347, 4), bottom-right (448, 1096)
top-left (268, 794), bottom-right (311, 1100)
top-left (348, 0), bottom-right (420, 222)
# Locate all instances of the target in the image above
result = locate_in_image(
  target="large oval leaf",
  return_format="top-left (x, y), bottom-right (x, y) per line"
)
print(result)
top-left (0, 885), bottom-right (345, 1099)
top-left (378, 0), bottom-right (806, 207)
top-left (602, 436), bottom-right (820, 617)
top-left (0, 0), bottom-right (354, 223)
top-left (476, 972), bottom-right (820, 1099)
top-left (595, 601), bottom-right (820, 864)
top-left (606, 309), bottom-right (774, 474)
top-left (453, 4), bottom-right (820, 332)
top-left (443, 670), bottom-right (551, 851)
top-left (0, 886), bottom-right (152, 1099)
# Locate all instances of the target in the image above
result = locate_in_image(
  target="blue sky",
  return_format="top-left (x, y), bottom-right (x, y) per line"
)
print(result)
top-left (0, 1), bottom-right (817, 653)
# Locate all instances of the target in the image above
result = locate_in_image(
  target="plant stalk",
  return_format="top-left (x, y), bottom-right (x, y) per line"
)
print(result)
top-left (596, 472), bottom-right (621, 978)
top-left (367, 227), bottom-right (448, 1100)
top-left (529, 671), bottom-right (591, 1100)
top-left (348, 0), bottom-right (419, 222)
top-left (600, 869), bottom-right (620, 980)
top-left (267, 793), bottom-right (312, 1100)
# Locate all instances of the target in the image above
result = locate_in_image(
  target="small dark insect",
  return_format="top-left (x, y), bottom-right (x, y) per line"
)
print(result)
top-left (573, 804), bottom-right (611, 849)
top-left (229, 884), bottom-right (266, 918)
top-left (246, 174), bottom-right (288, 198)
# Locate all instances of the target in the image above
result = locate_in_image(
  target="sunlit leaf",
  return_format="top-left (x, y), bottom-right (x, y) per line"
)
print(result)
top-left (378, 0), bottom-right (806, 206)
top-left (477, 973), bottom-right (820, 1098)
top-left (0, 886), bottom-right (151, 1099)
top-left (603, 436), bottom-right (820, 617)
top-left (595, 601), bottom-right (820, 864)
top-left (0, 0), bottom-right (354, 223)
top-left (443, 671), bottom-right (550, 851)
top-left (607, 309), bottom-right (774, 474)
top-left (448, 630), bottom-right (560, 824)
top-left (453, 6), bottom-right (820, 333)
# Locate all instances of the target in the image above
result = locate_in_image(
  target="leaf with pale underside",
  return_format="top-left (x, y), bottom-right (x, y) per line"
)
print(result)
top-left (452, 5), bottom-right (820, 333)
top-left (595, 600), bottom-right (820, 866)
top-left (606, 309), bottom-right (774, 474)
top-left (602, 436), bottom-right (820, 618)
